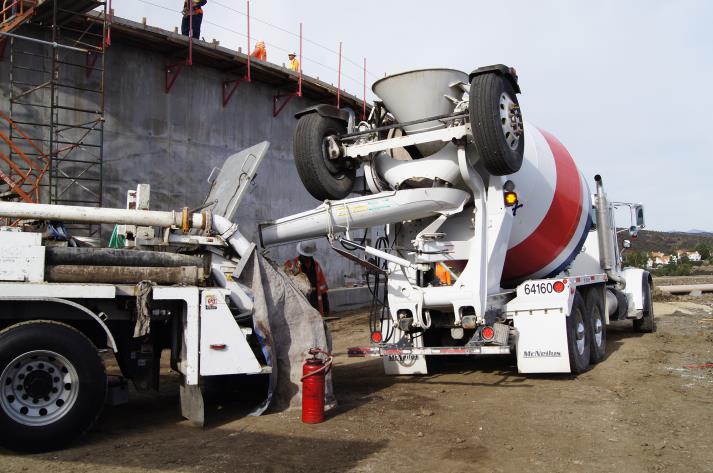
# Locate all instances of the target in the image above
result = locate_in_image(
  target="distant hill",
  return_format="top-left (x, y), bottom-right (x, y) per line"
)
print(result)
top-left (625, 230), bottom-right (713, 254)
top-left (686, 229), bottom-right (713, 237)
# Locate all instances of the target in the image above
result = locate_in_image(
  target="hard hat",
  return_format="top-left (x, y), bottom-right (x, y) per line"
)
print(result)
top-left (288, 52), bottom-right (296, 57)
top-left (256, 41), bottom-right (265, 47)
top-left (297, 241), bottom-right (317, 257)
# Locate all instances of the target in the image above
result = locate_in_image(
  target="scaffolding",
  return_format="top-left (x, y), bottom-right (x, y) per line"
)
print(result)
top-left (2, 0), bottom-right (107, 237)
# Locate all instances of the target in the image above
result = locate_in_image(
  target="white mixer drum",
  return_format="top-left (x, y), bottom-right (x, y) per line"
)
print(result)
top-left (501, 123), bottom-right (591, 282)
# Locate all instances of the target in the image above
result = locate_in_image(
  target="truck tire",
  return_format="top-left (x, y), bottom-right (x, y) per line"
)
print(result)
top-left (0, 321), bottom-right (107, 452)
top-left (468, 73), bottom-right (524, 176)
top-left (293, 113), bottom-right (355, 200)
top-left (566, 293), bottom-right (591, 374)
top-left (585, 288), bottom-right (607, 363)
top-left (634, 274), bottom-right (656, 333)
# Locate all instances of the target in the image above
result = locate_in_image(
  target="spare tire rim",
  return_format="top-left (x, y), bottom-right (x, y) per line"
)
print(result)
top-left (1, 350), bottom-right (80, 427)
top-left (499, 93), bottom-right (523, 151)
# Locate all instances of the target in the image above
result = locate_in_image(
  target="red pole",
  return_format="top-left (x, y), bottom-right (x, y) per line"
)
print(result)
top-left (106, 0), bottom-right (112, 47)
top-left (246, 0), bottom-right (251, 81)
top-left (297, 22), bottom-right (302, 97)
top-left (187, 0), bottom-right (193, 65)
top-left (245, 0), bottom-right (251, 82)
top-left (336, 41), bottom-right (342, 108)
top-left (362, 57), bottom-right (366, 120)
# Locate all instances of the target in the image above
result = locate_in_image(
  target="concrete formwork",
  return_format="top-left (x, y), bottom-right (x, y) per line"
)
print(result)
top-left (0, 16), bottom-right (370, 290)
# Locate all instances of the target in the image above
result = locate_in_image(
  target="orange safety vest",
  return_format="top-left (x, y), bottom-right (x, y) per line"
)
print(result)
top-left (284, 256), bottom-right (328, 315)
top-left (183, 0), bottom-right (204, 16)
top-left (289, 57), bottom-right (300, 72)
top-left (251, 44), bottom-right (266, 61)
top-left (435, 263), bottom-right (452, 286)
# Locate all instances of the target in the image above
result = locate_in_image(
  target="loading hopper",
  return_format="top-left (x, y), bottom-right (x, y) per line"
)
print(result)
top-left (372, 69), bottom-right (468, 157)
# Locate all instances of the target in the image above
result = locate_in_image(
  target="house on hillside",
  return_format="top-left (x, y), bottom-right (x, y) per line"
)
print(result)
top-left (676, 250), bottom-right (701, 262)
top-left (648, 251), bottom-right (669, 267)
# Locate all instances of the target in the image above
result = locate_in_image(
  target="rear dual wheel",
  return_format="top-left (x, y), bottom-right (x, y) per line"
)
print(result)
top-left (568, 288), bottom-right (608, 373)
top-left (585, 288), bottom-right (607, 363)
top-left (566, 293), bottom-right (591, 374)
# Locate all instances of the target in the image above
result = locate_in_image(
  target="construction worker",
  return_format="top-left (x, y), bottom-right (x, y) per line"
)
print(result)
top-left (288, 52), bottom-right (299, 72)
top-left (181, 0), bottom-right (206, 39)
top-left (251, 41), bottom-right (267, 61)
top-left (284, 241), bottom-right (330, 316)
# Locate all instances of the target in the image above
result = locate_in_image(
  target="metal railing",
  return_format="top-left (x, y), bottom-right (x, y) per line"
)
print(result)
top-left (1, 0), bottom-right (37, 27)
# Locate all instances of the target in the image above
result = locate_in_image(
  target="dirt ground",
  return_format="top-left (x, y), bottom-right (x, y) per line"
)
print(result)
top-left (2, 280), bottom-right (713, 472)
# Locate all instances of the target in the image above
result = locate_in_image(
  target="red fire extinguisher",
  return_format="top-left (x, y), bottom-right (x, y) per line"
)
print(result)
top-left (301, 347), bottom-right (332, 424)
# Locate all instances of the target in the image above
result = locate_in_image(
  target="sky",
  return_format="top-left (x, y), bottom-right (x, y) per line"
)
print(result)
top-left (114, 0), bottom-right (713, 232)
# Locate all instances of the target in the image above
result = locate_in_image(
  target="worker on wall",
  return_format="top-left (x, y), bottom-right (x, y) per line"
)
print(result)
top-left (284, 241), bottom-right (330, 316)
top-left (181, 0), bottom-right (206, 39)
top-left (251, 41), bottom-right (267, 61)
top-left (288, 52), bottom-right (299, 72)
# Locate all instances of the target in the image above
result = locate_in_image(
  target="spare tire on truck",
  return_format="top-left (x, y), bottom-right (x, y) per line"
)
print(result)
top-left (469, 72), bottom-right (524, 175)
top-left (293, 113), bottom-right (355, 201)
top-left (0, 321), bottom-right (107, 452)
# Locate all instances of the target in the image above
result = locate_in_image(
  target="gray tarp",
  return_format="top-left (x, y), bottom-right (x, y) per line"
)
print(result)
top-left (240, 252), bottom-right (334, 414)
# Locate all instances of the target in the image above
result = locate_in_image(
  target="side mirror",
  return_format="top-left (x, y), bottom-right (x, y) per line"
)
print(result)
top-left (623, 239), bottom-right (631, 249)
top-left (628, 226), bottom-right (639, 238)
top-left (634, 205), bottom-right (645, 228)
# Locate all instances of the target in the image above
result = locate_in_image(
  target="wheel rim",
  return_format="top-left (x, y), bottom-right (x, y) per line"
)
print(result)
top-left (575, 311), bottom-right (586, 355)
top-left (499, 92), bottom-right (523, 150)
top-left (321, 134), bottom-right (349, 179)
top-left (593, 308), bottom-right (603, 347)
top-left (1, 350), bottom-right (80, 427)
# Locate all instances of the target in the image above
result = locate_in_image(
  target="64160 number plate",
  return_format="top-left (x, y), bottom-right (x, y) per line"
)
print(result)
top-left (523, 282), bottom-right (554, 295)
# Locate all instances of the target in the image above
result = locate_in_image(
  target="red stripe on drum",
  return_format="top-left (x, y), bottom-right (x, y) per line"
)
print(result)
top-left (502, 130), bottom-right (583, 281)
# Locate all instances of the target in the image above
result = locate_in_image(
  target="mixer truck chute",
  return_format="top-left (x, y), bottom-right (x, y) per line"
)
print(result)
top-left (263, 65), bottom-right (655, 376)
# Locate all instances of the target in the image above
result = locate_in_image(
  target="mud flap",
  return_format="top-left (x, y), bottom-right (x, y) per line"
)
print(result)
top-left (513, 312), bottom-right (570, 373)
top-left (382, 328), bottom-right (428, 375)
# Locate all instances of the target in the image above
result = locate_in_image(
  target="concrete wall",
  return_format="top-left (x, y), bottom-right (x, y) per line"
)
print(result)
top-left (0, 33), bottom-right (366, 289)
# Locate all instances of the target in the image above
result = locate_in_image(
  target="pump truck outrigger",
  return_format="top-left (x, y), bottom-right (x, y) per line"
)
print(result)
top-left (260, 65), bottom-right (654, 376)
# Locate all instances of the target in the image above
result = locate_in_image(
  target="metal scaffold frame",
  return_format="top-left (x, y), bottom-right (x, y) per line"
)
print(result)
top-left (3, 0), bottom-right (108, 237)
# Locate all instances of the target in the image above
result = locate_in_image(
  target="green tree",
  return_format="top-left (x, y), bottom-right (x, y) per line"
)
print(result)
top-left (696, 242), bottom-right (711, 261)
top-left (624, 250), bottom-right (649, 269)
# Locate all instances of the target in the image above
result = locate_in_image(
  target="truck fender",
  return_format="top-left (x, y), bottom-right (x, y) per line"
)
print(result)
top-left (0, 297), bottom-right (118, 352)
top-left (620, 267), bottom-right (647, 314)
top-left (469, 64), bottom-right (521, 94)
top-left (294, 104), bottom-right (353, 127)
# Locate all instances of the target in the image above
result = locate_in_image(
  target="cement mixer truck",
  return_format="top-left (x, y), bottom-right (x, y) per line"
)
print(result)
top-left (260, 65), bottom-right (654, 375)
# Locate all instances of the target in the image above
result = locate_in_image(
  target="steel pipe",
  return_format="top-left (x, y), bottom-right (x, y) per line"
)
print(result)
top-left (45, 265), bottom-right (204, 285)
top-left (0, 201), bottom-right (205, 230)
top-left (45, 247), bottom-right (205, 268)
top-left (657, 284), bottom-right (713, 295)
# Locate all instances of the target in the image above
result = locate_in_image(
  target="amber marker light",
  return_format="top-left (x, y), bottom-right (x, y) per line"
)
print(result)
top-left (504, 191), bottom-right (518, 206)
